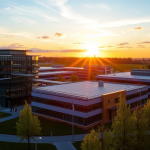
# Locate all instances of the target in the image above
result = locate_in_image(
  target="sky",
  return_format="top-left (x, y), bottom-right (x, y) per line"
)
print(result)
top-left (0, 0), bottom-right (150, 57)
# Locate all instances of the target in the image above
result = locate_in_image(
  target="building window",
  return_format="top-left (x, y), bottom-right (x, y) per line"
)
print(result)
top-left (115, 98), bottom-right (119, 104)
top-left (141, 90), bottom-right (148, 96)
top-left (32, 96), bottom-right (102, 112)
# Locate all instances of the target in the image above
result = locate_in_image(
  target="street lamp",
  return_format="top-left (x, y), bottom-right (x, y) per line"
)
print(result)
top-left (35, 137), bottom-right (42, 150)
top-left (72, 97), bottom-right (74, 143)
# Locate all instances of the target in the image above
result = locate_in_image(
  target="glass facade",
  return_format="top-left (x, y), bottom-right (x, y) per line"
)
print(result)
top-left (32, 106), bottom-right (102, 126)
top-left (32, 96), bottom-right (102, 112)
top-left (0, 50), bottom-right (38, 107)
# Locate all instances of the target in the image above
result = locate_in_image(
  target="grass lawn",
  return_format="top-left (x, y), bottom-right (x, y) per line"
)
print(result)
top-left (0, 112), bottom-right (12, 119)
top-left (110, 63), bottom-right (142, 72)
top-left (73, 141), bottom-right (82, 150)
top-left (0, 141), bottom-right (57, 150)
top-left (39, 117), bottom-right (87, 136)
top-left (0, 115), bottom-right (112, 135)
top-left (0, 117), bottom-right (88, 135)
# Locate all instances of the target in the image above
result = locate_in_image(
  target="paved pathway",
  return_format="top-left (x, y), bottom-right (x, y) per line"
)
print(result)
top-left (0, 106), bottom-right (23, 123)
top-left (0, 134), bottom-right (86, 143)
top-left (0, 105), bottom-right (82, 150)
top-left (54, 142), bottom-right (76, 150)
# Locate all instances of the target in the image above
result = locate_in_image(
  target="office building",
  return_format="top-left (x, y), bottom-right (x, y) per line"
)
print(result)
top-left (96, 69), bottom-right (150, 97)
top-left (38, 65), bottom-right (113, 80)
top-left (0, 49), bottom-right (38, 107)
top-left (31, 81), bottom-right (148, 129)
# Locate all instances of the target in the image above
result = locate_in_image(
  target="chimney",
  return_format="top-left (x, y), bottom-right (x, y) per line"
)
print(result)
top-left (98, 81), bottom-right (104, 87)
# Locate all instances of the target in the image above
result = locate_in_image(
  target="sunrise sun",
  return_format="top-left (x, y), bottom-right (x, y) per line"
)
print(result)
top-left (84, 42), bottom-right (99, 56)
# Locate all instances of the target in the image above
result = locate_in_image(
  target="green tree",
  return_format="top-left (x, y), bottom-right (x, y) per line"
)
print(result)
top-left (103, 130), bottom-right (113, 150)
top-left (140, 65), bottom-right (150, 69)
top-left (132, 108), bottom-right (149, 150)
top-left (112, 95), bottom-right (135, 150)
top-left (143, 99), bottom-right (150, 128)
top-left (97, 124), bottom-right (113, 150)
top-left (16, 101), bottom-right (41, 150)
top-left (70, 74), bottom-right (79, 82)
top-left (56, 75), bottom-right (66, 82)
top-left (81, 124), bottom-right (113, 150)
top-left (81, 129), bottom-right (102, 150)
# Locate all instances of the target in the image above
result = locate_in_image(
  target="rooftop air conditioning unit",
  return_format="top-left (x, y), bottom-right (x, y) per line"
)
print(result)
top-left (98, 81), bottom-right (104, 87)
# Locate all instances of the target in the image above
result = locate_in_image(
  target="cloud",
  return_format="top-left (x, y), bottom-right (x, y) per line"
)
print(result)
top-left (42, 36), bottom-right (50, 39)
top-left (117, 43), bottom-right (129, 46)
top-left (137, 45), bottom-right (146, 48)
top-left (84, 4), bottom-right (111, 11)
top-left (5, 7), bottom-right (10, 10)
top-left (34, 0), bottom-right (98, 26)
top-left (137, 41), bottom-right (150, 44)
top-left (84, 30), bottom-right (118, 38)
top-left (0, 3), bottom-right (59, 22)
top-left (36, 36), bottom-right (50, 39)
top-left (73, 43), bottom-right (84, 44)
top-left (6, 35), bottom-right (14, 38)
top-left (54, 33), bottom-right (63, 37)
top-left (99, 46), bottom-right (105, 48)
top-left (11, 17), bottom-right (36, 25)
top-left (116, 46), bottom-right (133, 49)
top-left (134, 27), bottom-right (142, 30)
top-left (54, 33), bottom-right (68, 39)
top-left (30, 48), bottom-right (87, 53)
top-left (0, 43), bottom-right (27, 49)
top-left (0, 26), bottom-right (33, 38)
top-left (71, 33), bottom-right (81, 37)
top-left (86, 18), bottom-right (150, 29)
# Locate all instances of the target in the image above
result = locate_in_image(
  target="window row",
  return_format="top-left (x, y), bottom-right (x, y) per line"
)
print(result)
top-left (32, 106), bottom-right (102, 126)
top-left (126, 90), bottom-right (148, 101)
top-left (5, 88), bottom-right (32, 97)
top-left (0, 61), bottom-right (11, 66)
top-left (128, 98), bottom-right (147, 109)
top-left (32, 96), bottom-right (102, 112)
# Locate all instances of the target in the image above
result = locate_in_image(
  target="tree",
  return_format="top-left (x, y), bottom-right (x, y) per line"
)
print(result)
top-left (112, 95), bottom-right (135, 150)
top-left (132, 108), bottom-right (149, 150)
top-left (81, 129), bottom-right (102, 150)
top-left (140, 65), bottom-right (150, 69)
top-left (97, 124), bottom-right (113, 150)
top-left (56, 75), bottom-right (66, 82)
top-left (70, 74), bottom-right (79, 82)
top-left (143, 99), bottom-right (150, 128)
top-left (103, 130), bottom-right (113, 150)
top-left (16, 101), bottom-right (41, 150)
top-left (81, 124), bottom-right (113, 150)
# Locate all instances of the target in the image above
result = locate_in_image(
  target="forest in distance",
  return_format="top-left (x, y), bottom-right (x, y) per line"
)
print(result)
top-left (39, 57), bottom-right (150, 65)
top-left (39, 57), bottom-right (150, 72)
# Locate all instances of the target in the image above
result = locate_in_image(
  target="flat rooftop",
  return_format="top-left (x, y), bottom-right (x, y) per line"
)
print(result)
top-left (38, 67), bottom-right (83, 71)
top-left (97, 72), bottom-right (150, 80)
top-left (33, 79), bottom-right (68, 84)
top-left (38, 71), bottom-right (76, 76)
top-left (34, 81), bottom-right (146, 100)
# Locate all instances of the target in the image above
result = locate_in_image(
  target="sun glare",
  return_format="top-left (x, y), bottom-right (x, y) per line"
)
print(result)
top-left (84, 42), bottom-right (99, 57)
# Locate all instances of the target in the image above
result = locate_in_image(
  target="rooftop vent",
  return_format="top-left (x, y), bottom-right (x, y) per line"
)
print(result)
top-left (98, 81), bottom-right (104, 87)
